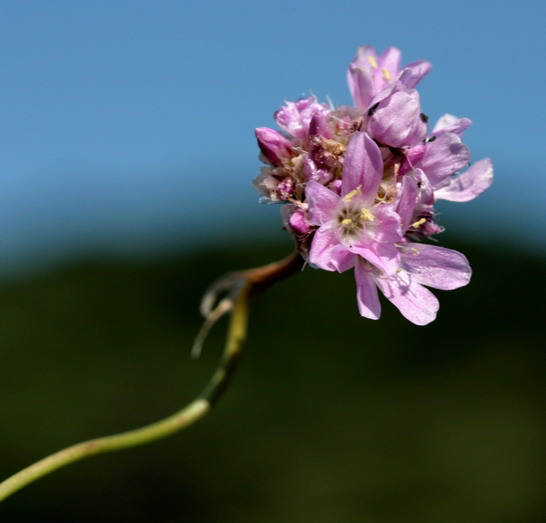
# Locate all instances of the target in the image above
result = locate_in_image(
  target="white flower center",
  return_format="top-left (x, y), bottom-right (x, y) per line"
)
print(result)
top-left (337, 202), bottom-right (375, 242)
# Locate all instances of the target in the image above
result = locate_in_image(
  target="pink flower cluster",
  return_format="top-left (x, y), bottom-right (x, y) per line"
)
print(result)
top-left (253, 46), bottom-right (493, 325)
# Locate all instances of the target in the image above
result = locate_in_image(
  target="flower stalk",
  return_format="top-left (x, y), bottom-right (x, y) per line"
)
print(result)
top-left (0, 251), bottom-right (302, 502)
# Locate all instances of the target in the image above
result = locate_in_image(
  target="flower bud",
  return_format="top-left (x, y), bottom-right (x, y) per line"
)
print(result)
top-left (254, 127), bottom-right (292, 166)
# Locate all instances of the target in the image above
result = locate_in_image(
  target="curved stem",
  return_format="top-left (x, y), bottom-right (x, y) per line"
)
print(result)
top-left (0, 251), bottom-right (303, 503)
top-left (0, 282), bottom-right (250, 502)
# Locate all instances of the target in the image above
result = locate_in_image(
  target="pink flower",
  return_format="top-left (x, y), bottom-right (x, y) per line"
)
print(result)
top-left (347, 46), bottom-right (431, 110)
top-left (401, 114), bottom-right (494, 203)
top-left (253, 45), bottom-right (493, 325)
top-left (305, 132), bottom-right (402, 277)
top-left (354, 244), bottom-right (471, 324)
top-left (351, 177), bottom-right (473, 324)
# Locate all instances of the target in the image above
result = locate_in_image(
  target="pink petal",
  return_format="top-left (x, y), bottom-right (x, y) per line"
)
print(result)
top-left (375, 271), bottom-right (439, 325)
top-left (400, 144), bottom-right (426, 175)
top-left (330, 247), bottom-right (357, 272)
top-left (347, 47), bottom-right (377, 109)
top-left (367, 87), bottom-right (427, 148)
top-left (399, 60), bottom-right (432, 88)
top-left (305, 180), bottom-right (339, 225)
top-left (368, 204), bottom-right (403, 243)
top-left (434, 158), bottom-right (494, 202)
top-left (401, 244), bottom-right (471, 290)
top-left (355, 258), bottom-right (381, 319)
top-left (308, 112), bottom-right (332, 139)
top-left (308, 226), bottom-right (338, 271)
top-left (420, 133), bottom-right (471, 189)
top-left (309, 226), bottom-right (354, 272)
top-left (351, 242), bottom-right (400, 276)
top-left (378, 47), bottom-right (402, 77)
top-left (395, 176), bottom-right (419, 232)
top-left (341, 132), bottom-right (383, 200)
top-left (432, 114), bottom-right (472, 137)
top-left (347, 64), bottom-right (374, 110)
top-left (352, 46), bottom-right (377, 69)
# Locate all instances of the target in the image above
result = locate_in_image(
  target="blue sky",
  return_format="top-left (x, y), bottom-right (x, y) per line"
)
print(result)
top-left (1, 0), bottom-right (545, 273)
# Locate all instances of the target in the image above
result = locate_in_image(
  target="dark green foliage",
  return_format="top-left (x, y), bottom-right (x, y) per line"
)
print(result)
top-left (0, 239), bottom-right (544, 522)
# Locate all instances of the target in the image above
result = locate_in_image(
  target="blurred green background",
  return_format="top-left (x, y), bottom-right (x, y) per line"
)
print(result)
top-left (1, 236), bottom-right (544, 522)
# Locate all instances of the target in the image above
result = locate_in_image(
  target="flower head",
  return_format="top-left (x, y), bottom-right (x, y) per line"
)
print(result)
top-left (253, 46), bottom-right (493, 324)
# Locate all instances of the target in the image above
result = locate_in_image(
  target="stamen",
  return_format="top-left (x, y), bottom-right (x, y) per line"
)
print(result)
top-left (381, 67), bottom-right (392, 81)
top-left (360, 208), bottom-right (375, 222)
top-left (367, 55), bottom-right (378, 69)
top-left (412, 218), bottom-right (427, 228)
top-left (341, 218), bottom-right (352, 225)
top-left (343, 185), bottom-right (362, 202)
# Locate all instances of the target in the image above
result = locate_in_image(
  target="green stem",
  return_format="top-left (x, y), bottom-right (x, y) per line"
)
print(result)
top-left (0, 282), bottom-right (250, 502)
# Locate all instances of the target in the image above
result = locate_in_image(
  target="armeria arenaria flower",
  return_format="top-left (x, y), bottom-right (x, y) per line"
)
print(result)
top-left (253, 46), bottom-right (493, 324)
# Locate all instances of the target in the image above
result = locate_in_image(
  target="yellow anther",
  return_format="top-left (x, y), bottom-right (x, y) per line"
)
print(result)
top-left (342, 185), bottom-right (362, 202)
top-left (367, 55), bottom-right (378, 69)
top-left (381, 67), bottom-right (392, 81)
top-left (341, 218), bottom-right (352, 225)
top-left (360, 208), bottom-right (375, 222)
top-left (411, 218), bottom-right (427, 228)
